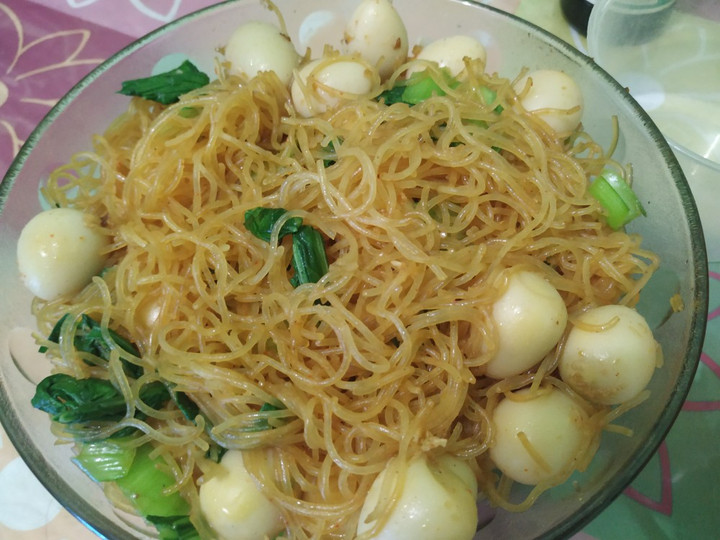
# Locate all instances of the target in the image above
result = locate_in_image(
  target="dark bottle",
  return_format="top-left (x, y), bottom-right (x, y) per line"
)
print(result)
top-left (560, 0), bottom-right (595, 35)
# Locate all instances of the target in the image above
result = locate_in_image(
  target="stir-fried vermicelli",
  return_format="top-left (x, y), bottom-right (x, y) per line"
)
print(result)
top-left (21, 5), bottom-right (661, 539)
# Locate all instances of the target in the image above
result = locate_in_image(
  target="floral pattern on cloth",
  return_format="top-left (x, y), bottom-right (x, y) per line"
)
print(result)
top-left (0, 0), bottom-right (130, 173)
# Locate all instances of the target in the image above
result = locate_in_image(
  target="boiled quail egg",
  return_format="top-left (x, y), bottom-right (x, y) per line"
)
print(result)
top-left (513, 69), bottom-right (583, 137)
top-left (17, 208), bottom-right (108, 301)
top-left (484, 270), bottom-right (568, 379)
top-left (291, 57), bottom-right (379, 117)
top-left (410, 35), bottom-right (487, 77)
top-left (198, 450), bottom-right (284, 540)
top-left (559, 304), bottom-right (660, 405)
top-left (344, 0), bottom-right (409, 80)
top-left (357, 454), bottom-right (478, 540)
top-left (225, 21), bottom-right (300, 85)
top-left (490, 387), bottom-right (591, 485)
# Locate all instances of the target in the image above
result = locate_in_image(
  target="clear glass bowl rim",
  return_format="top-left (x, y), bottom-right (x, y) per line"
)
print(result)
top-left (0, 1), bottom-right (708, 539)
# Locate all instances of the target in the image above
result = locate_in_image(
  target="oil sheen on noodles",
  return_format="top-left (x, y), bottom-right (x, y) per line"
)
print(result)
top-left (34, 59), bottom-right (658, 538)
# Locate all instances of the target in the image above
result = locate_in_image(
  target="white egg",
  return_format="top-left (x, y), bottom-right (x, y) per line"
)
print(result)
top-left (198, 450), bottom-right (284, 540)
top-left (291, 57), bottom-right (378, 117)
top-left (17, 208), bottom-right (108, 301)
top-left (409, 35), bottom-right (487, 77)
top-left (225, 21), bottom-right (300, 85)
top-left (357, 454), bottom-right (478, 540)
top-left (559, 304), bottom-right (660, 405)
top-left (484, 270), bottom-right (568, 379)
top-left (137, 295), bottom-right (162, 329)
top-left (133, 292), bottom-right (166, 340)
top-left (490, 387), bottom-right (591, 485)
top-left (344, 0), bottom-right (409, 80)
top-left (513, 69), bottom-right (583, 136)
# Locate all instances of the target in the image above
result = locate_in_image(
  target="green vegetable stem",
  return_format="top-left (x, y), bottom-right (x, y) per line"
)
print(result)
top-left (588, 169), bottom-right (646, 230)
top-left (73, 438), bottom-right (199, 538)
top-left (114, 444), bottom-right (190, 517)
top-left (147, 515), bottom-right (201, 540)
top-left (73, 438), bottom-right (137, 482)
top-left (377, 68), bottom-right (460, 106)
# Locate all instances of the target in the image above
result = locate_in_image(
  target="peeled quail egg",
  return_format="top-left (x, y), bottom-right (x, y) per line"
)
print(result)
top-left (199, 450), bottom-right (284, 540)
top-left (291, 57), bottom-right (378, 117)
top-left (490, 387), bottom-right (591, 485)
top-left (410, 35), bottom-right (487, 77)
top-left (513, 69), bottom-right (583, 136)
top-left (17, 208), bottom-right (108, 301)
top-left (225, 21), bottom-right (300, 85)
top-left (357, 454), bottom-right (478, 540)
top-left (559, 304), bottom-right (660, 405)
top-left (344, 0), bottom-right (409, 79)
top-left (484, 270), bottom-right (568, 379)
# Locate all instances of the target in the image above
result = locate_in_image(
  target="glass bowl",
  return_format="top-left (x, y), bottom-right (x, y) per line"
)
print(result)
top-left (0, 0), bottom-right (708, 538)
top-left (587, 0), bottom-right (720, 261)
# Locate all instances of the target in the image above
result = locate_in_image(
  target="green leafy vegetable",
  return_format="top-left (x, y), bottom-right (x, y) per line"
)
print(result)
top-left (477, 85), bottom-right (504, 113)
top-left (205, 443), bottom-right (227, 463)
top-left (244, 207), bottom-right (303, 243)
top-left (588, 169), bottom-right (646, 230)
top-left (321, 139), bottom-right (341, 167)
top-left (99, 265), bottom-right (116, 278)
top-left (463, 118), bottom-right (489, 130)
top-left (178, 106), bottom-right (200, 118)
top-left (73, 439), bottom-right (136, 482)
top-left (115, 444), bottom-right (190, 517)
top-left (245, 207), bottom-right (330, 287)
top-left (401, 70), bottom-right (457, 104)
top-left (377, 69), bottom-right (460, 106)
top-left (31, 373), bottom-right (170, 426)
top-left (375, 83), bottom-right (407, 106)
top-left (290, 225), bottom-right (330, 287)
top-left (146, 515), bottom-right (200, 540)
top-left (118, 60), bottom-right (210, 105)
top-left (37, 315), bottom-right (202, 435)
top-left (75, 440), bottom-right (199, 538)
top-left (169, 387), bottom-right (200, 422)
top-left (244, 402), bottom-right (286, 432)
top-left (41, 313), bottom-right (143, 378)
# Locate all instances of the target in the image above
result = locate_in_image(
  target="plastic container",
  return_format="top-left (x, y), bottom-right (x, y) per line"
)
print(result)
top-left (588, 0), bottom-right (720, 260)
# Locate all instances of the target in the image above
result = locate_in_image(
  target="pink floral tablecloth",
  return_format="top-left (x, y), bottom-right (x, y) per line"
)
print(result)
top-left (1, 1), bottom-right (718, 539)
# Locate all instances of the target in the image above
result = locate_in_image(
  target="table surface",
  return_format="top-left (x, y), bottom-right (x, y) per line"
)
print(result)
top-left (1, 1), bottom-right (718, 539)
